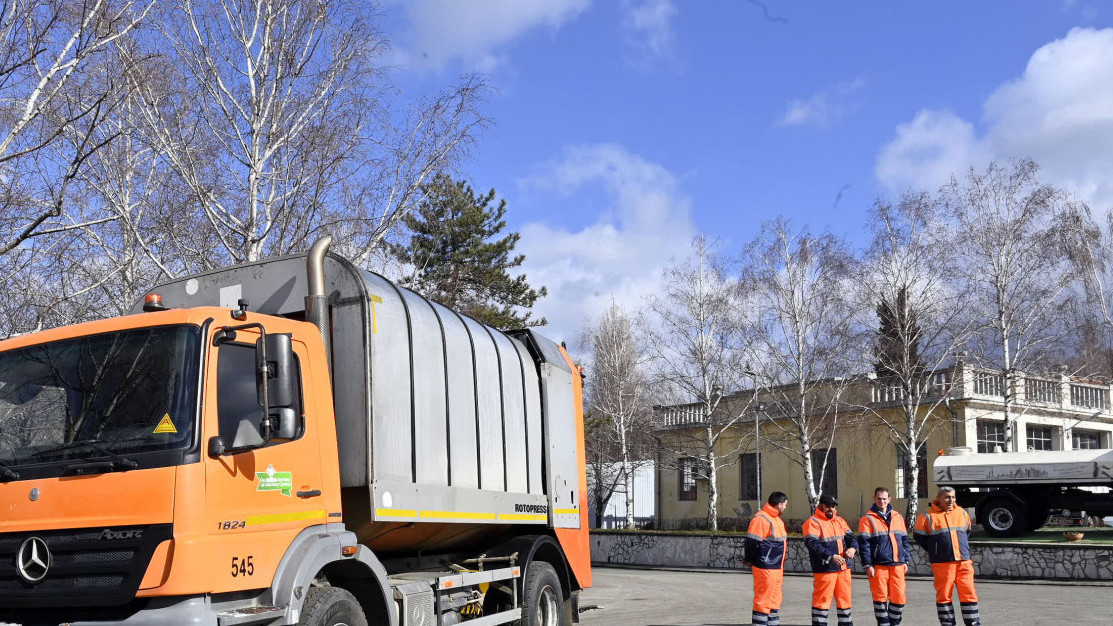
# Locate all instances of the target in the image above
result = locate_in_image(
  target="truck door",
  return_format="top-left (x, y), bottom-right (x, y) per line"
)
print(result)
top-left (203, 333), bottom-right (327, 592)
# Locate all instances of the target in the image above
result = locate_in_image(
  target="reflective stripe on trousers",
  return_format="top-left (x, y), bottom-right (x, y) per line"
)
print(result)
top-left (931, 560), bottom-right (979, 626)
top-left (752, 608), bottom-right (780, 626)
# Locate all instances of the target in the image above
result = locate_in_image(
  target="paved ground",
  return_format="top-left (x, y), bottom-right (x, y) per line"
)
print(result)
top-left (578, 566), bottom-right (1112, 625)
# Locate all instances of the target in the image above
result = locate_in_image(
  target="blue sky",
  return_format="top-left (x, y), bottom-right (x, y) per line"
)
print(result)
top-left (381, 1), bottom-right (1113, 342)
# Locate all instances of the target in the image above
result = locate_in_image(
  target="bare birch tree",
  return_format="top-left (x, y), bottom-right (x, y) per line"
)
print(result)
top-left (584, 410), bottom-right (625, 529)
top-left (0, 0), bottom-right (153, 256)
top-left (643, 236), bottom-right (755, 531)
top-left (944, 159), bottom-right (1079, 451)
top-left (123, 0), bottom-right (485, 264)
top-left (858, 193), bottom-right (975, 520)
top-left (582, 301), bottom-right (653, 529)
top-left (740, 219), bottom-right (862, 509)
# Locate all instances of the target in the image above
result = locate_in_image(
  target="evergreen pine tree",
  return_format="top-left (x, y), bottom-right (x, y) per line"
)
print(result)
top-left (389, 174), bottom-right (547, 329)
top-left (875, 286), bottom-right (924, 380)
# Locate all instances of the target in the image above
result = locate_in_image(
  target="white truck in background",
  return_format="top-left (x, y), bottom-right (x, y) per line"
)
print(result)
top-left (934, 447), bottom-right (1113, 537)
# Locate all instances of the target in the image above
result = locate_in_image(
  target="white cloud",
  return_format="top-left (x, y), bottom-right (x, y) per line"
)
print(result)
top-left (515, 144), bottom-right (695, 344)
top-left (777, 79), bottom-right (864, 128)
top-left (875, 110), bottom-right (988, 192)
top-left (400, 0), bottom-right (589, 71)
top-left (877, 27), bottom-right (1113, 208)
top-left (622, 0), bottom-right (678, 68)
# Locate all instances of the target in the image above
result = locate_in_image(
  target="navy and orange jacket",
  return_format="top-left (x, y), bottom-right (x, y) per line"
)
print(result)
top-left (745, 503), bottom-right (788, 570)
top-left (803, 510), bottom-right (858, 573)
top-left (913, 502), bottom-right (972, 563)
top-left (857, 504), bottom-right (911, 567)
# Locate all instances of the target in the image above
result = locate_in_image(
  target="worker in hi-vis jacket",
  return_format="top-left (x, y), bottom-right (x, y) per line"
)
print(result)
top-left (804, 494), bottom-right (859, 626)
top-left (858, 487), bottom-right (912, 626)
top-left (914, 486), bottom-right (981, 626)
top-left (743, 492), bottom-right (789, 626)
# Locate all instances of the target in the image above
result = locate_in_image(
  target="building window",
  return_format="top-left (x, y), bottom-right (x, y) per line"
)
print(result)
top-left (1074, 429), bottom-right (1104, 450)
top-left (896, 445), bottom-right (928, 499)
top-left (977, 420), bottom-right (1007, 453)
top-left (1026, 425), bottom-right (1053, 451)
top-left (740, 452), bottom-right (761, 501)
top-left (678, 457), bottom-right (697, 501)
top-left (810, 448), bottom-right (838, 499)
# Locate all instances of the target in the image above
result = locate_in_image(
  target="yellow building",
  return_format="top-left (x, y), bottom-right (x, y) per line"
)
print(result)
top-left (654, 362), bottom-right (1113, 527)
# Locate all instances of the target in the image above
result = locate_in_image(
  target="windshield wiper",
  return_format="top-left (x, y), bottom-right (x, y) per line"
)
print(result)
top-left (32, 441), bottom-right (139, 472)
top-left (0, 459), bottom-right (19, 482)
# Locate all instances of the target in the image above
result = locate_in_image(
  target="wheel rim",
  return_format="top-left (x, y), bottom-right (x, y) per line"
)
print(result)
top-left (537, 584), bottom-right (559, 626)
top-left (988, 507), bottom-right (1014, 531)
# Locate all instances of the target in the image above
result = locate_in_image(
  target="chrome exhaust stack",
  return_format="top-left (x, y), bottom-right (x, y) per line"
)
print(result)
top-left (305, 236), bottom-right (333, 379)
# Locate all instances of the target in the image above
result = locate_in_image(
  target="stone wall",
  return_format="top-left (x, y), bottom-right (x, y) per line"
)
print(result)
top-left (591, 531), bottom-right (1113, 580)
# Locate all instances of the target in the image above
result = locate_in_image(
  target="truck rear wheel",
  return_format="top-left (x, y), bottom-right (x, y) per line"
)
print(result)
top-left (298, 586), bottom-right (368, 626)
top-left (980, 497), bottom-right (1028, 538)
top-left (521, 561), bottom-right (567, 626)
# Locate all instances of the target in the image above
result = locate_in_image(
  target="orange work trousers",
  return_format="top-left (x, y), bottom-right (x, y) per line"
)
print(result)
top-left (931, 561), bottom-right (978, 604)
top-left (812, 568), bottom-right (853, 610)
top-left (752, 567), bottom-right (784, 613)
top-left (868, 564), bottom-right (908, 604)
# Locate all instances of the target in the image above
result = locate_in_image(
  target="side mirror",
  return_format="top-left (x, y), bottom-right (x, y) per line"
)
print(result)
top-left (263, 408), bottom-right (299, 441)
top-left (257, 334), bottom-right (296, 409)
top-left (208, 436), bottom-right (226, 458)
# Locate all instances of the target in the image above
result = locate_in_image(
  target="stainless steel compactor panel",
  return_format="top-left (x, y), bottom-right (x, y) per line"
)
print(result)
top-left (135, 250), bottom-right (580, 539)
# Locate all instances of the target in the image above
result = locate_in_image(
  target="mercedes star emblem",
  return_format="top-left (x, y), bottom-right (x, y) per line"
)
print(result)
top-left (16, 536), bottom-right (51, 583)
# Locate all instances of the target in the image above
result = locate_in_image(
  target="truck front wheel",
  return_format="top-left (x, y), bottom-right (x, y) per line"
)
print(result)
top-left (980, 497), bottom-right (1028, 538)
top-left (521, 561), bottom-right (568, 626)
top-left (298, 586), bottom-right (369, 626)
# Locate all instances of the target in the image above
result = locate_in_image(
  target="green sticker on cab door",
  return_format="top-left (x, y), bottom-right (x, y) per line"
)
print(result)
top-left (256, 465), bottom-right (293, 496)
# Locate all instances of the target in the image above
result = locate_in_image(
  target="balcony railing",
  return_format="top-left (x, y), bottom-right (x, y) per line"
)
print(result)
top-left (1071, 384), bottom-right (1107, 410)
top-left (973, 371), bottom-right (1005, 397)
top-left (967, 367), bottom-right (1110, 414)
top-left (658, 405), bottom-right (707, 428)
top-left (1026, 377), bottom-right (1061, 404)
top-left (871, 372), bottom-right (952, 404)
top-left (654, 367), bottom-right (1113, 432)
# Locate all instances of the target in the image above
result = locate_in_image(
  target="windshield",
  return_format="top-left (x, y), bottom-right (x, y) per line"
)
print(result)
top-left (0, 325), bottom-right (201, 467)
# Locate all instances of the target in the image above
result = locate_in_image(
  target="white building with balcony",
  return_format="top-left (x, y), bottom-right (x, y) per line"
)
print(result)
top-left (652, 360), bottom-right (1113, 526)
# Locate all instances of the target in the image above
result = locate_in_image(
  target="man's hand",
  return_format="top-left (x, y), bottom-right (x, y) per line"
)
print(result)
top-left (866, 566), bottom-right (875, 578)
top-left (831, 554), bottom-right (847, 567)
top-left (844, 548), bottom-right (857, 560)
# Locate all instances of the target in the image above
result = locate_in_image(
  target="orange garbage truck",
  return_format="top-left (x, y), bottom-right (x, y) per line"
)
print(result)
top-left (0, 237), bottom-right (590, 626)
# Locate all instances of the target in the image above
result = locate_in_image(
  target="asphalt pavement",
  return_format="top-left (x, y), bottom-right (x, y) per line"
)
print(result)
top-left (578, 565), bottom-right (1113, 625)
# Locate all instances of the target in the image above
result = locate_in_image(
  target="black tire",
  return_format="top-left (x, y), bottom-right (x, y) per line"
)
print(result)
top-left (521, 561), bottom-right (568, 626)
top-left (980, 498), bottom-right (1028, 538)
top-left (298, 586), bottom-right (368, 626)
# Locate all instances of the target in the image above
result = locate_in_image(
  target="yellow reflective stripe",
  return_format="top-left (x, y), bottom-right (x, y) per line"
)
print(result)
top-left (498, 513), bottom-right (547, 521)
top-left (375, 508), bottom-right (418, 517)
top-left (246, 510), bottom-right (327, 526)
top-left (554, 508), bottom-right (580, 515)
top-left (420, 510), bottom-right (497, 520)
